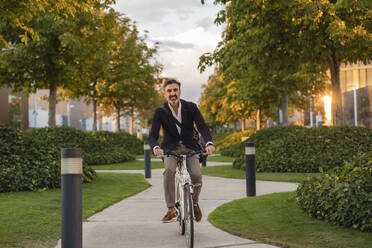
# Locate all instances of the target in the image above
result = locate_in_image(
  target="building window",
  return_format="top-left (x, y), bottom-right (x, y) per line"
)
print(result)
top-left (340, 71), bottom-right (346, 92)
top-left (345, 70), bottom-right (353, 91)
top-left (8, 95), bottom-right (22, 128)
top-left (360, 69), bottom-right (366, 88)
top-left (61, 115), bottom-right (68, 126)
top-left (367, 68), bottom-right (372, 86)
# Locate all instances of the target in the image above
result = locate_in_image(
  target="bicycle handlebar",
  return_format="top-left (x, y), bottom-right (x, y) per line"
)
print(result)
top-left (157, 150), bottom-right (206, 159)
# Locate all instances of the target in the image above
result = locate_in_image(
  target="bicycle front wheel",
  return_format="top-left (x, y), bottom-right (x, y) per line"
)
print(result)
top-left (184, 184), bottom-right (194, 248)
top-left (176, 182), bottom-right (185, 235)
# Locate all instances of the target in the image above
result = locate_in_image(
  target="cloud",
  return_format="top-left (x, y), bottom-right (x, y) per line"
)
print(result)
top-left (157, 40), bottom-right (194, 50)
top-left (171, 27), bottom-right (222, 47)
top-left (195, 17), bottom-right (215, 31)
top-left (112, 0), bottom-right (223, 102)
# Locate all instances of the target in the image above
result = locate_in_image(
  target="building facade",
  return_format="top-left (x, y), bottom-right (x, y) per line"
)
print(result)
top-left (0, 88), bottom-right (29, 130)
top-left (0, 88), bottom-right (144, 134)
top-left (340, 62), bottom-right (372, 128)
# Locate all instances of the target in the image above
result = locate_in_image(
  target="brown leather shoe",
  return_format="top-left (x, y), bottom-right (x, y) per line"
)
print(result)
top-left (162, 208), bottom-right (177, 223)
top-left (193, 203), bottom-right (202, 222)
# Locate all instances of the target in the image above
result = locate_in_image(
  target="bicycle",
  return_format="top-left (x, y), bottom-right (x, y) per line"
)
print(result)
top-left (160, 150), bottom-right (203, 248)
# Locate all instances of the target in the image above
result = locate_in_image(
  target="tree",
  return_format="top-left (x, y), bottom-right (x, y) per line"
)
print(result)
top-left (294, 0), bottom-right (372, 125)
top-left (0, 1), bottom-right (115, 127)
top-left (202, 0), bottom-right (372, 126)
top-left (199, 70), bottom-right (231, 127)
top-left (200, 0), bottom-right (327, 128)
top-left (65, 9), bottom-right (128, 131)
top-left (98, 25), bottom-right (162, 132)
top-left (0, 0), bottom-right (114, 48)
top-left (0, 13), bottom-right (84, 126)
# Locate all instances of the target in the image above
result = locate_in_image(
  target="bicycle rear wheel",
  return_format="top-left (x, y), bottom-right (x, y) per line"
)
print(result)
top-left (184, 184), bottom-right (194, 248)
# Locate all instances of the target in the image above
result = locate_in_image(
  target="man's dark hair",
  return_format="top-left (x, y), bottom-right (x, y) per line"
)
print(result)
top-left (163, 79), bottom-right (181, 90)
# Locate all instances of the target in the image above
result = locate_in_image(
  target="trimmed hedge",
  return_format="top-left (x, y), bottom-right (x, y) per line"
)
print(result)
top-left (230, 126), bottom-right (372, 172)
top-left (0, 125), bottom-right (142, 192)
top-left (0, 125), bottom-right (95, 192)
top-left (214, 129), bottom-right (256, 152)
top-left (296, 152), bottom-right (372, 232)
top-left (25, 127), bottom-right (136, 165)
top-left (93, 130), bottom-right (143, 155)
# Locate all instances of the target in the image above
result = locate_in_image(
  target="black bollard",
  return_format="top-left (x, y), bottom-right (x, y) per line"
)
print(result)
top-left (201, 155), bottom-right (207, 167)
top-left (245, 142), bottom-right (256, 197)
top-left (61, 148), bottom-right (82, 248)
top-left (144, 142), bottom-right (151, 178)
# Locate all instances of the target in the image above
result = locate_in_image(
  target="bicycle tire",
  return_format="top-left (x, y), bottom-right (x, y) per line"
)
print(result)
top-left (184, 184), bottom-right (194, 248)
top-left (176, 183), bottom-right (185, 235)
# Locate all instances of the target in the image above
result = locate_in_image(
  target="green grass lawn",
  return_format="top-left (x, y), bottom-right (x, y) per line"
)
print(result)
top-left (0, 173), bottom-right (150, 248)
top-left (207, 155), bottom-right (235, 162)
top-left (91, 160), bottom-right (164, 170)
top-left (201, 165), bottom-right (320, 183)
top-left (209, 191), bottom-right (372, 248)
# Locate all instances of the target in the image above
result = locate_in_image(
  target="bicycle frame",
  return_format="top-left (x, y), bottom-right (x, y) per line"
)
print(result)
top-left (175, 155), bottom-right (193, 221)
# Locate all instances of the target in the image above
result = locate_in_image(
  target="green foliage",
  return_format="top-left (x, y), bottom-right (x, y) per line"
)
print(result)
top-left (0, 124), bottom-right (95, 193)
top-left (24, 126), bottom-right (136, 165)
top-left (1, 6), bottom-right (161, 129)
top-left (199, 1), bottom-right (327, 125)
top-left (296, 152), bottom-right (372, 232)
top-left (0, 125), bottom-right (142, 192)
top-left (214, 129), bottom-right (256, 152)
top-left (93, 130), bottom-right (143, 155)
top-left (202, 0), bottom-right (372, 125)
top-left (0, 0), bottom-right (115, 48)
top-left (229, 126), bottom-right (372, 172)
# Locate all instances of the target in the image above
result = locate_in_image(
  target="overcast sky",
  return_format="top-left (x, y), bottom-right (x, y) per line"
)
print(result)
top-left (111, 0), bottom-right (224, 103)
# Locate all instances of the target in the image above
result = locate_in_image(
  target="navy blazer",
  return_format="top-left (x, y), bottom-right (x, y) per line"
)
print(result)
top-left (148, 99), bottom-right (213, 152)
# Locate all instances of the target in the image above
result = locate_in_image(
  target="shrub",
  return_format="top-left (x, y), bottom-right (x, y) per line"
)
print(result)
top-left (221, 126), bottom-right (302, 157)
top-left (231, 126), bottom-right (372, 172)
top-left (214, 129), bottom-right (256, 152)
top-left (25, 127), bottom-right (135, 165)
top-left (93, 130), bottom-right (143, 155)
top-left (296, 152), bottom-right (372, 232)
top-left (0, 125), bottom-right (95, 193)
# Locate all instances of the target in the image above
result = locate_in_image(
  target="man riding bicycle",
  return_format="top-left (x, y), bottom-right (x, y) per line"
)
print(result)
top-left (148, 79), bottom-right (215, 223)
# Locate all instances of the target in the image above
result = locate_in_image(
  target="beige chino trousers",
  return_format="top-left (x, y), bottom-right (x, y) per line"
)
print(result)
top-left (163, 144), bottom-right (202, 208)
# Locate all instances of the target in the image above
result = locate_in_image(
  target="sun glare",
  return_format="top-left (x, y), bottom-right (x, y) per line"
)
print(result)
top-left (323, 96), bottom-right (332, 121)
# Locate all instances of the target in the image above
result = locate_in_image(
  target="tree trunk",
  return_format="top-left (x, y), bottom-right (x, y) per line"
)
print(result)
top-left (48, 82), bottom-right (57, 127)
top-left (328, 55), bottom-right (343, 125)
top-left (256, 107), bottom-right (261, 131)
top-left (241, 119), bottom-right (245, 132)
top-left (116, 107), bottom-right (120, 132)
top-left (129, 113), bottom-right (134, 135)
top-left (233, 121), bottom-right (237, 132)
top-left (281, 90), bottom-right (289, 126)
top-left (92, 100), bottom-right (97, 132)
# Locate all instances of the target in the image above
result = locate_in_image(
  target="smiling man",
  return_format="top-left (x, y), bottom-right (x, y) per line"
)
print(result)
top-left (148, 79), bottom-right (215, 223)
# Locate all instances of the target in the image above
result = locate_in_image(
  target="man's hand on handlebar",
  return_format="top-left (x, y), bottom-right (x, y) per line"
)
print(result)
top-left (205, 144), bottom-right (215, 155)
top-left (154, 147), bottom-right (164, 156)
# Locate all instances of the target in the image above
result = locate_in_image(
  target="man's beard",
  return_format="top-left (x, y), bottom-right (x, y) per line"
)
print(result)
top-left (169, 95), bottom-right (178, 103)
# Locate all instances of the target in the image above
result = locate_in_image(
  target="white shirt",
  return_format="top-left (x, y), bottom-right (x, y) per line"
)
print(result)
top-left (168, 101), bottom-right (182, 134)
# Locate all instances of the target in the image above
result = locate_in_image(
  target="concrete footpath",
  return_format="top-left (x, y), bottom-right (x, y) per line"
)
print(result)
top-left (55, 164), bottom-right (297, 248)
